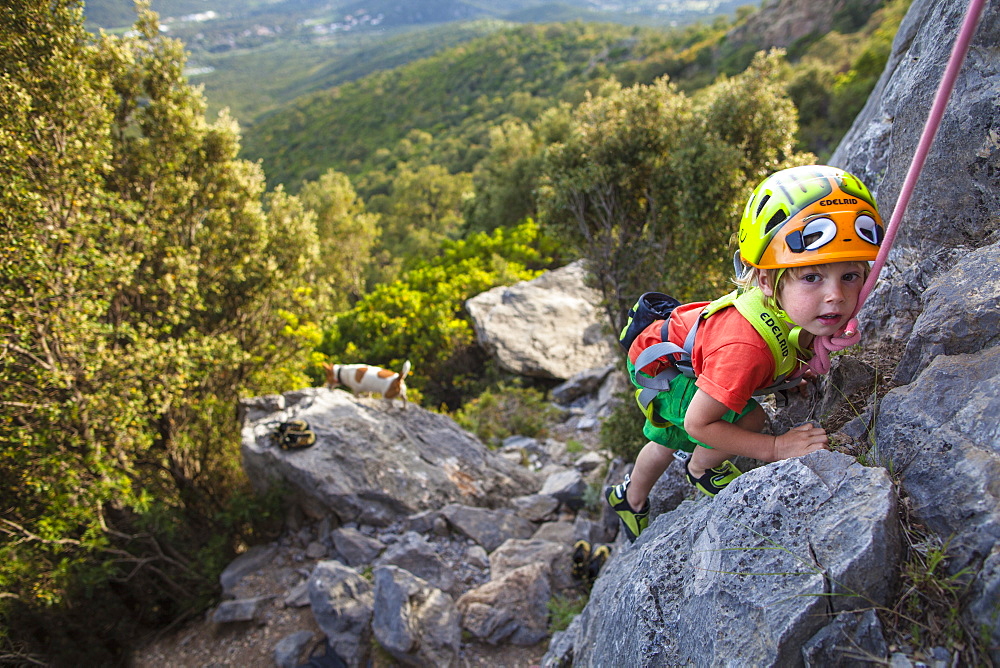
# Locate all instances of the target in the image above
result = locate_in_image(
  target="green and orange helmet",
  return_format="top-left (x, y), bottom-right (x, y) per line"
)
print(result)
top-left (738, 165), bottom-right (884, 269)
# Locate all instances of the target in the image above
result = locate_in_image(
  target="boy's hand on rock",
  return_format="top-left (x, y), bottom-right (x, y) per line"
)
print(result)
top-left (775, 423), bottom-right (828, 458)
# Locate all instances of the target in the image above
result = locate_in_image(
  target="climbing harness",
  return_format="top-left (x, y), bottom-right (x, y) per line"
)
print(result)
top-left (626, 287), bottom-right (809, 416)
top-left (809, 0), bottom-right (988, 373)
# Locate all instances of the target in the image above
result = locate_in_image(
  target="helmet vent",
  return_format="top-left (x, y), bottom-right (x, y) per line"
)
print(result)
top-left (755, 194), bottom-right (770, 217)
top-left (764, 210), bottom-right (787, 235)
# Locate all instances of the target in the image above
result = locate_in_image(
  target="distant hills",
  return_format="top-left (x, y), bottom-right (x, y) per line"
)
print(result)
top-left (84, 0), bottom-right (750, 125)
top-left (237, 21), bottom-right (680, 191)
top-left (84, 0), bottom-right (750, 32)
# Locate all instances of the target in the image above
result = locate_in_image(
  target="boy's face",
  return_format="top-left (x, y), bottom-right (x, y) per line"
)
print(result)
top-left (759, 262), bottom-right (865, 338)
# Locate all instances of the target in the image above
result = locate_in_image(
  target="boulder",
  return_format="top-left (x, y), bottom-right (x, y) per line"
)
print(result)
top-left (372, 566), bottom-right (461, 667)
top-left (374, 531), bottom-right (457, 596)
top-left (489, 538), bottom-right (575, 592)
top-left (440, 503), bottom-right (536, 552)
top-left (569, 451), bottom-right (899, 666)
top-left (219, 544), bottom-right (278, 596)
top-left (465, 260), bottom-right (618, 379)
top-left (308, 560), bottom-right (374, 668)
top-left (211, 596), bottom-right (271, 624)
top-left (539, 469), bottom-right (586, 509)
top-left (456, 563), bottom-right (552, 646)
top-left (330, 527), bottom-right (385, 567)
top-left (274, 631), bottom-right (315, 668)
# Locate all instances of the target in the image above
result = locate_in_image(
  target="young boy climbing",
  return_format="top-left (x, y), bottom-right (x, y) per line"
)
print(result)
top-left (606, 165), bottom-right (884, 542)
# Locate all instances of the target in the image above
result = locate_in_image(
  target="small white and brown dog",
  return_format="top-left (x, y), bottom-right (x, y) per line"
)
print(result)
top-left (323, 360), bottom-right (411, 408)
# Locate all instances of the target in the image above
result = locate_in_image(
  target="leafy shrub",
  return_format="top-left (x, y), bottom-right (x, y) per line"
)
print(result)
top-left (319, 219), bottom-right (558, 409)
top-left (599, 391), bottom-right (648, 461)
top-left (548, 591), bottom-right (588, 633)
top-left (453, 383), bottom-right (559, 448)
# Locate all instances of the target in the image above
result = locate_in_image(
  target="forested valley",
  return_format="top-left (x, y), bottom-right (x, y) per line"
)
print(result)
top-left (0, 0), bottom-right (908, 663)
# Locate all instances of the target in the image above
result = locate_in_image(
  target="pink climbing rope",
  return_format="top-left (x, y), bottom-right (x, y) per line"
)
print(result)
top-left (808, 0), bottom-right (988, 374)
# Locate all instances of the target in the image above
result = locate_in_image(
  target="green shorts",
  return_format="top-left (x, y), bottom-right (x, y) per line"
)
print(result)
top-left (627, 359), bottom-right (759, 453)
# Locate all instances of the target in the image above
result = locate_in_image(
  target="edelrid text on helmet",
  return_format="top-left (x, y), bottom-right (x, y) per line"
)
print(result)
top-left (739, 165), bottom-right (884, 269)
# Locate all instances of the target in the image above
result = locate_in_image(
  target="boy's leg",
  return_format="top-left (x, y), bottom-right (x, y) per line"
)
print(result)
top-left (606, 441), bottom-right (676, 542)
top-left (686, 404), bottom-right (767, 495)
top-left (625, 440), bottom-right (676, 511)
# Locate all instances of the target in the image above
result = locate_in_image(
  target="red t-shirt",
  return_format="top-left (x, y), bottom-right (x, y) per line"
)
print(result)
top-left (628, 302), bottom-right (779, 413)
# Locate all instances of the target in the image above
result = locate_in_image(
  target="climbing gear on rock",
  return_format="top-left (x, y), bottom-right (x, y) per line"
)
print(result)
top-left (588, 543), bottom-right (611, 581)
top-left (274, 419), bottom-right (316, 451)
top-left (685, 458), bottom-right (742, 497)
top-left (571, 539), bottom-right (591, 581)
top-left (605, 474), bottom-right (649, 542)
top-left (572, 539), bottom-right (612, 589)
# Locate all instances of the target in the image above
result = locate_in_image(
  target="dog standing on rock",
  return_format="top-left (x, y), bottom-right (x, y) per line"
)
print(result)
top-left (323, 360), bottom-right (411, 409)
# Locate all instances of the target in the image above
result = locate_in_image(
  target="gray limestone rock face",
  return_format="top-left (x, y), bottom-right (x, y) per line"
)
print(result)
top-left (240, 388), bottom-right (540, 526)
top-left (831, 0), bottom-right (1000, 344)
top-left (372, 565), bottom-right (461, 668)
top-left (892, 240), bottom-right (1000, 385)
top-left (571, 451), bottom-right (899, 667)
top-left (876, 344), bottom-right (1000, 654)
top-left (465, 260), bottom-right (618, 379)
top-left (801, 609), bottom-right (889, 667)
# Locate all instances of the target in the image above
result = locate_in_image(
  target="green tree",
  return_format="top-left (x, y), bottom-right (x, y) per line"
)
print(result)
top-left (0, 2), bottom-right (320, 661)
top-left (371, 163), bottom-right (473, 281)
top-left (298, 168), bottom-right (379, 310)
top-left (538, 51), bottom-right (812, 330)
top-left (537, 76), bottom-right (692, 329)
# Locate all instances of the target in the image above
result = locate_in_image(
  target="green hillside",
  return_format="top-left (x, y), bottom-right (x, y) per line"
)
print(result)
top-left (240, 20), bottom-right (709, 191)
top-left (84, 0), bottom-right (749, 31)
top-left (87, 0), bottom-right (750, 126)
top-left (191, 20), bottom-right (512, 123)
top-left (239, 0), bottom-right (905, 192)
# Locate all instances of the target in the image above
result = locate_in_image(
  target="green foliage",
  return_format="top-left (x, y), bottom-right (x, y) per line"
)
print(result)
top-left (453, 383), bottom-right (559, 448)
top-left (548, 591), bottom-right (588, 633)
top-left (788, 0), bottom-right (910, 159)
top-left (319, 219), bottom-right (558, 408)
top-left (240, 21), bottom-right (716, 192)
top-left (297, 169), bottom-right (379, 310)
top-left (538, 50), bottom-right (813, 331)
top-left (599, 392), bottom-right (648, 461)
top-left (192, 20), bottom-right (513, 126)
top-left (880, 525), bottom-right (992, 666)
top-left (368, 163), bottom-right (473, 283)
top-left (0, 2), bottom-right (321, 662)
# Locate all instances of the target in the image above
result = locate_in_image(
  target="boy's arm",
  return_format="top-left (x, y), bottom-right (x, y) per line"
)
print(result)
top-left (683, 389), bottom-right (828, 462)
